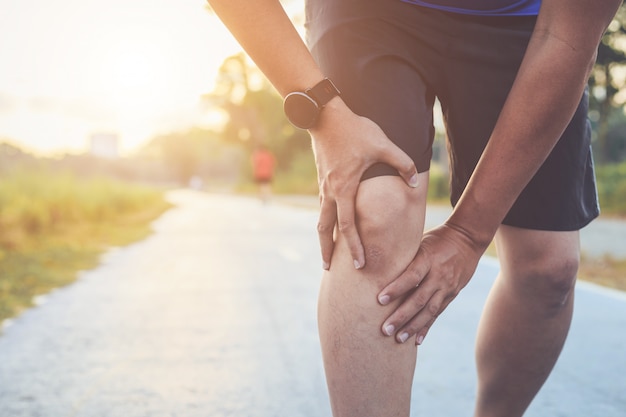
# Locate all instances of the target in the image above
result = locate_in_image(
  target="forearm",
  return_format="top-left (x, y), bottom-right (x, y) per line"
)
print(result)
top-left (207, 0), bottom-right (323, 95)
top-left (448, 0), bottom-right (621, 246)
top-left (449, 34), bottom-right (594, 244)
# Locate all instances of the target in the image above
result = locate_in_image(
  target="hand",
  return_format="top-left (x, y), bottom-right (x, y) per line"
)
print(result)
top-left (310, 99), bottom-right (418, 270)
top-left (377, 222), bottom-right (487, 345)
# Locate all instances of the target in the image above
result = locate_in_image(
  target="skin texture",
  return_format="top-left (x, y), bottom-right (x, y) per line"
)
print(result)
top-left (473, 226), bottom-right (580, 417)
top-left (317, 174), bottom-right (427, 417)
top-left (206, 0), bottom-right (622, 416)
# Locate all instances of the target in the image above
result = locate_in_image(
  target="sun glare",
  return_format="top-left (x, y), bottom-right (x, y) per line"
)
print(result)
top-left (0, 0), bottom-right (243, 154)
top-left (109, 47), bottom-right (163, 90)
top-left (97, 40), bottom-right (174, 114)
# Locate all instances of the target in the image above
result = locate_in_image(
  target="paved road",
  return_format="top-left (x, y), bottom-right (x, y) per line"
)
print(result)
top-left (0, 190), bottom-right (624, 417)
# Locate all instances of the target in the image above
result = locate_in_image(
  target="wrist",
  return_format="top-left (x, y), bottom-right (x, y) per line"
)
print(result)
top-left (309, 95), bottom-right (349, 130)
top-left (447, 199), bottom-right (499, 252)
top-left (283, 78), bottom-right (341, 129)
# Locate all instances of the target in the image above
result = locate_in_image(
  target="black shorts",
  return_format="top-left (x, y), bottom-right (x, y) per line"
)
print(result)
top-left (306, 0), bottom-right (600, 231)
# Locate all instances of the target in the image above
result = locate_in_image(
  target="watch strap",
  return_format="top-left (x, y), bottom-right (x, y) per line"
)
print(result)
top-left (306, 78), bottom-right (340, 107)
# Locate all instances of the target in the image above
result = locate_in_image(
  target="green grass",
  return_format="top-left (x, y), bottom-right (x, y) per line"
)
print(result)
top-left (483, 243), bottom-right (626, 291)
top-left (579, 254), bottom-right (626, 292)
top-left (596, 162), bottom-right (626, 217)
top-left (0, 171), bottom-right (171, 322)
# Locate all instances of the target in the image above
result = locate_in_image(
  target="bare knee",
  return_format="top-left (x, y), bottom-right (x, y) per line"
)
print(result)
top-left (357, 177), bottom-right (419, 245)
top-left (497, 227), bottom-right (580, 313)
top-left (355, 175), bottom-right (427, 279)
top-left (526, 254), bottom-right (578, 310)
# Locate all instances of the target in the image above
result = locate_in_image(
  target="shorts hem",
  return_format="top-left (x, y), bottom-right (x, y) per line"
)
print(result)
top-left (500, 209), bottom-right (601, 232)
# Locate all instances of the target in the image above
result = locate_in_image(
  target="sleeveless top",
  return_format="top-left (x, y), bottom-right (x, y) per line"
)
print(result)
top-left (305, 0), bottom-right (541, 48)
top-left (400, 0), bottom-right (540, 16)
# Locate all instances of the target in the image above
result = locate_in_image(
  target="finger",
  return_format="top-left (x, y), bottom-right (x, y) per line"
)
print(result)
top-left (380, 145), bottom-right (418, 188)
top-left (397, 291), bottom-right (454, 346)
top-left (393, 289), bottom-right (445, 344)
top-left (334, 192), bottom-right (365, 269)
top-left (378, 251), bottom-right (430, 305)
top-left (415, 316), bottom-right (435, 346)
top-left (415, 297), bottom-right (454, 346)
top-left (317, 196), bottom-right (337, 270)
top-left (381, 281), bottom-right (438, 338)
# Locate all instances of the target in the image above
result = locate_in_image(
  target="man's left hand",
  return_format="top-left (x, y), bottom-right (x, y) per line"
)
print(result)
top-left (377, 222), bottom-right (487, 345)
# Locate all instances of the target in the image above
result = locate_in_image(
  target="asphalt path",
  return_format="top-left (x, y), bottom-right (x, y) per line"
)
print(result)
top-left (0, 190), bottom-right (624, 417)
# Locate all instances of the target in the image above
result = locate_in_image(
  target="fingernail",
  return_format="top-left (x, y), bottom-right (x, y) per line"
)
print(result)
top-left (416, 335), bottom-right (425, 345)
top-left (322, 261), bottom-right (330, 270)
top-left (409, 173), bottom-right (418, 188)
top-left (384, 324), bottom-right (395, 336)
top-left (354, 259), bottom-right (362, 269)
top-left (378, 294), bottom-right (390, 305)
top-left (398, 332), bottom-right (409, 343)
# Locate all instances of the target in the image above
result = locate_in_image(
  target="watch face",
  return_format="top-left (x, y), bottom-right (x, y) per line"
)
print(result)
top-left (284, 92), bottom-right (319, 129)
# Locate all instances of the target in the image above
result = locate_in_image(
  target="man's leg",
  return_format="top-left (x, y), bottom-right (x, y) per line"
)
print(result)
top-left (474, 225), bottom-right (580, 417)
top-left (318, 173), bottom-right (428, 417)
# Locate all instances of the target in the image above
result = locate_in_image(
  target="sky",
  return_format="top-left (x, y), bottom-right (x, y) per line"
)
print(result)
top-left (0, 0), bottom-right (244, 155)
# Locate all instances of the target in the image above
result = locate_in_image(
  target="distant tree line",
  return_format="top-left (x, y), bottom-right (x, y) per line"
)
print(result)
top-left (589, 1), bottom-right (626, 163)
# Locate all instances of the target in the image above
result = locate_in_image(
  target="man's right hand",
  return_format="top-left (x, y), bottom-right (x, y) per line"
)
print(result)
top-left (309, 97), bottom-right (419, 271)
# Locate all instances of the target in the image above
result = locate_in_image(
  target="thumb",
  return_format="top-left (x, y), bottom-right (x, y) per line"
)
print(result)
top-left (381, 146), bottom-right (418, 188)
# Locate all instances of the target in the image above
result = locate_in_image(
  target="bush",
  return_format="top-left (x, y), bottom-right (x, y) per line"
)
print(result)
top-left (273, 150), bottom-right (319, 195)
top-left (427, 165), bottom-right (450, 203)
top-left (596, 162), bottom-right (626, 216)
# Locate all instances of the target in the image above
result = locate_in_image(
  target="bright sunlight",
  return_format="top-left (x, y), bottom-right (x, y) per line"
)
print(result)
top-left (98, 40), bottom-right (173, 114)
top-left (0, 0), bottom-right (241, 155)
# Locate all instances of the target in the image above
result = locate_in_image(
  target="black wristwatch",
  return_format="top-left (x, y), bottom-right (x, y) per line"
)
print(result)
top-left (283, 78), bottom-right (341, 129)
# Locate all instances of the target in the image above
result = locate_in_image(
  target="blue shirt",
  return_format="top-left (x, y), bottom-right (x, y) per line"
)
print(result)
top-left (401, 0), bottom-right (541, 16)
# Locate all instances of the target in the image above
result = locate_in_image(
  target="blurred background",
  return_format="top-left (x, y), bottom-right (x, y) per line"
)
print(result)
top-left (0, 0), bottom-right (317, 194)
top-left (2, 0), bottom-right (626, 196)
top-left (1, 0), bottom-right (626, 321)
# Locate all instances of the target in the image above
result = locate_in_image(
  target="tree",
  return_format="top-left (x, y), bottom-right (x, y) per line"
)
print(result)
top-left (202, 52), bottom-right (311, 173)
top-left (589, 2), bottom-right (626, 163)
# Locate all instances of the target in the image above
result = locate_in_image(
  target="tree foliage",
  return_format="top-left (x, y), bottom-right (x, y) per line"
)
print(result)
top-left (589, 2), bottom-right (626, 162)
top-left (203, 52), bottom-right (311, 173)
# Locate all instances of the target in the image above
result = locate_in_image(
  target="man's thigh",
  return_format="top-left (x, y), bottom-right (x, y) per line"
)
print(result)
top-left (495, 225), bottom-right (580, 286)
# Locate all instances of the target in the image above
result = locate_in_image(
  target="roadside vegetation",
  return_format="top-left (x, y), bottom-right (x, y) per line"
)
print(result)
top-left (0, 170), bottom-right (170, 322)
top-left (579, 255), bottom-right (626, 292)
top-left (595, 162), bottom-right (626, 216)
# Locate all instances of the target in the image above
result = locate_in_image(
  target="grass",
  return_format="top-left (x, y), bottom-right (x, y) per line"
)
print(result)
top-left (596, 162), bottom-right (626, 217)
top-left (579, 255), bottom-right (626, 292)
top-left (0, 171), bottom-right (171, 322)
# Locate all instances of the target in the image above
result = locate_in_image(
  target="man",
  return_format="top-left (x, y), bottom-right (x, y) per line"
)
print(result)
top-left (207, 0), bottom-right (621, 416)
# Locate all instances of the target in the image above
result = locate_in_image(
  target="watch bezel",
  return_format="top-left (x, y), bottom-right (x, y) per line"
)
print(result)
top-left (283, 91), bottom-right (320, 129)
